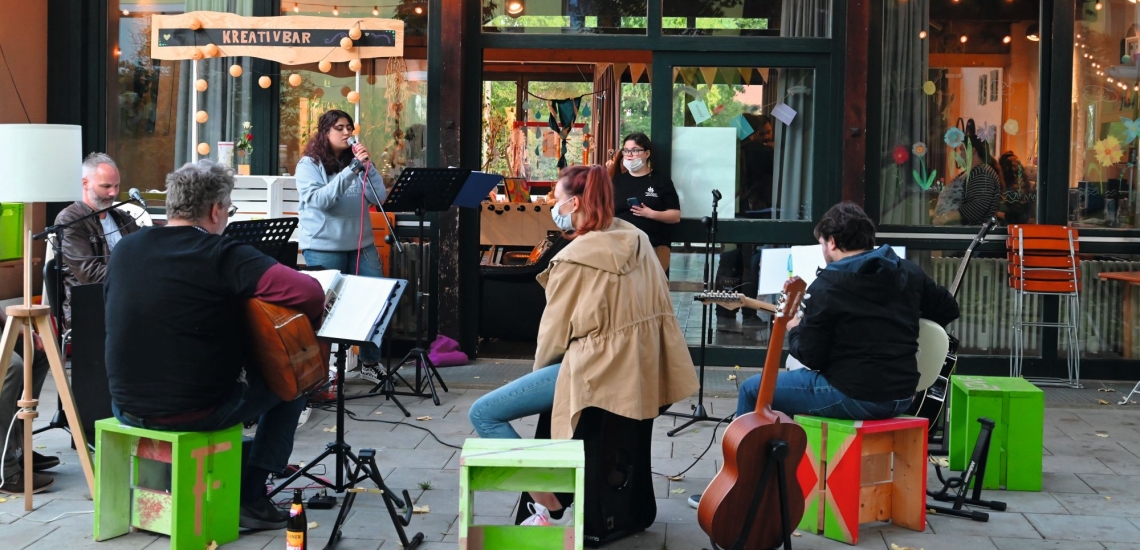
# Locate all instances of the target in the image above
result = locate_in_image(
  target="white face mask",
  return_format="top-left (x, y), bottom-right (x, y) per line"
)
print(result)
top-left (623, 158), bottom-right (646, 173)
top-left (551, 198), bottom-right (576, 231)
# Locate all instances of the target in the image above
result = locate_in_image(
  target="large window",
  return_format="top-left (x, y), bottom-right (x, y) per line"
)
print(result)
top-left (878, 1), bottom-right (1040, 227)
top-left (1069, 1), bottom-right (1140, 229)
top-left (482, 0), bottom-right (647, 34)
top-left (278, 2), bottom-right (428, 180)
top-left (661, 0), bottom-right (831, 38)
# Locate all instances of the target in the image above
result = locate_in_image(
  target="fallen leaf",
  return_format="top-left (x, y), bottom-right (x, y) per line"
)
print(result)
top-left (373, 411), bottom-right (383, 415)
top-left (413, 504), bottom-right (430, 514)
top-left (734, 365), bottom-right (741, 370)
top-left (0, 498), bottom-right (7, 503)
top-left (1098, 399), bottom-right (1110, 405)
top-left (473, 376), bottom-right (481, 379)
top-left (34, 446), bottom-right (45, 450)
top-left (323, 426), bottom-right (337, 432)
top-left (667, 475), bottom-right (685, 481)
top-left (727, 374), bottom-right (737, 381)
top-left (206, 542), bottom-right (218, 550)
top-left (670, 488), bottom-right (686, 494)
top-left (1106, 496), bottom-right (1113, 500)
top-left (494, 361), bottom-right (503, 365)
top-left (1098, 388), bottom-right (1117, 392)
top-left (1096, 433), bottom-right (1109, 438)
top-left (793, 531), bottom-right (802, 537)
top-left (308, 521), bottom-right (319, 529)
top-left (416, 416), bottom-right (433, 421)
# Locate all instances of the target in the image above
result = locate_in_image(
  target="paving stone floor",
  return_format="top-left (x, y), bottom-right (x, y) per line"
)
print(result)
top-left (3, 366), bottom-right (1140, 549)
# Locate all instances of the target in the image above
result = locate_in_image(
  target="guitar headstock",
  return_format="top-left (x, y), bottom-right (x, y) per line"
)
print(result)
top-left (694, 291), bottom-right (744, 310)
top-left (774, 277), bottom-right (807, 320)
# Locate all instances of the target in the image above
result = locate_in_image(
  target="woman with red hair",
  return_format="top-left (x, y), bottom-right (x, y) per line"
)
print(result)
top-left (469, 164), bottom-right (699, 526)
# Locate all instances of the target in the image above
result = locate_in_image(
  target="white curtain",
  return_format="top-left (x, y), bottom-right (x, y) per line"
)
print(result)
top-left (771, 0), bottom-right (830, 220)
top-left (878, 0), bottom-right (930, 224)
top-left (174, 0), bottom-right (255, 169)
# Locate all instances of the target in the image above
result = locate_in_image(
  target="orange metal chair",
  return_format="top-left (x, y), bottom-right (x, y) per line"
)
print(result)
top-left (1006, 224), bottom-right (1082, 388)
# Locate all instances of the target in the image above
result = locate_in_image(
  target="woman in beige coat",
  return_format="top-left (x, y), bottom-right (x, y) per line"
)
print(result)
top-left (468, 164), bottom-right (699, 526)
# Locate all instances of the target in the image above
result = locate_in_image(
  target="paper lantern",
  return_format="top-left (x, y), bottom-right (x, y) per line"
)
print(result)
top-left (195, 79), bottom-right (208, 92)
top-left (204, 44), bottom-right (220, 57)
top-left (288, 74), bottom-right (302, 87)
top-left (352, 126), bottom-right (360, 136)
top-left (348, 59), bottom-right (361, 72)
top-left (340, 37), bottom-right (354, 50)
top-left (189, 18), bottom-right (202, 30)
top-left (348, 28), bottom-right (362, 40)
top-left (191, 47), bottom-right (204, 60)
top-left (319, 60), bottom-right (332, 73)
top-left (197, 142), bottom-right (211, 155)
top-left (229, 64), bottom-right (243, 77)
top-left (347, 90), bottom-right (360, 103)
top-left (259, 76), bottom-right (272, 88)
top-left (195, 110), bottom-right (209, 123)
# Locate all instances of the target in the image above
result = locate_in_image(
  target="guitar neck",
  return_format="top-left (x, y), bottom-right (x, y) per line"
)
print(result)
top-left (739, 296), bottom-right (778, 314)
top-left (753, 279), bottom-right (805, 414)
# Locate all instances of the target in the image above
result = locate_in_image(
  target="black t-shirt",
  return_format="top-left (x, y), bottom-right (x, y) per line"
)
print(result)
top-left (612, 170), bottom-right (681, 248)
top-left (105, 226), bottom-right (277, 417)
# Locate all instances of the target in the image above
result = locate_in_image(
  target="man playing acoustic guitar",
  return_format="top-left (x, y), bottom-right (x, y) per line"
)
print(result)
top-left (104, 160), bottom-right (325, 530)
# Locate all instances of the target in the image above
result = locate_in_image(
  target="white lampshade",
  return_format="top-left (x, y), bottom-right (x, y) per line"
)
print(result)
top-left (0, 124), bottom-right (83, 202)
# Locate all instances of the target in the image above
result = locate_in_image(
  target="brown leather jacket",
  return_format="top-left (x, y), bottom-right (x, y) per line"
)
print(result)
top-left (54, 202), bottom-right (139, 326)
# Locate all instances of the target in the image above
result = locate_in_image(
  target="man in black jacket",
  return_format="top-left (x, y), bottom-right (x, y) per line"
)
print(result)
top-left (54, 153), bottom-right (140, 327)
top-left (737, 202), bottom-right (959, 419)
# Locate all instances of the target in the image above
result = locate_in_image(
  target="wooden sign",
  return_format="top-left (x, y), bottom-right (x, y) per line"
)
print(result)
top-left (150, 11), bottom-right (403, 64)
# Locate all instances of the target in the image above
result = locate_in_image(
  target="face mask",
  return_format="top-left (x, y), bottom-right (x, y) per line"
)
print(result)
top-left (623, 158), bottom-right (646, 173)
top-left (551, 198), bottom-right (576, 232)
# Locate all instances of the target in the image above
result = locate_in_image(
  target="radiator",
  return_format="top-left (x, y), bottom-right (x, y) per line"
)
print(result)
top-left (387, 240), bottom-right (431, 340)
top-left (929, 256), bottom-right (1140, 357)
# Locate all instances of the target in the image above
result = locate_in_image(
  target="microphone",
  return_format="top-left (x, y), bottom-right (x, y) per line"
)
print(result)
top-left (711, 189), bottom-right (722, 206)
top-left (347, 137), bottom-right (369, 162)
top-left (129, 188), bottom-right (146, 208)
top-left (347, 137), bottom-right (369, 174)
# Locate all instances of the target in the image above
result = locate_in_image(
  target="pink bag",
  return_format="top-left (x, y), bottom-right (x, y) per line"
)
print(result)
top-left (428, 334), bottom-right (469, 367)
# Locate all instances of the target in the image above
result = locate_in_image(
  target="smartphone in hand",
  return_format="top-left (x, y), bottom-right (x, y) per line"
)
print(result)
top-left (626, 197), bottom-right (642, 208)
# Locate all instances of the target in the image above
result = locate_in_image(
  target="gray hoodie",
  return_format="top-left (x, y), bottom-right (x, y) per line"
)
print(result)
top-left (295, 156), bottom-right (387, 251)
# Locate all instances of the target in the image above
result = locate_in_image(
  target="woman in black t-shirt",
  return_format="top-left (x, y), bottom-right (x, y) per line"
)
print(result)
top-left (611, 133), bottom-right (681, 271)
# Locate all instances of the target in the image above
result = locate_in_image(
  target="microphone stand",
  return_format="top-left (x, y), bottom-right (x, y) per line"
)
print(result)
top-left (31, 197), bottom-right (142, 443)
top-left (663, 190), bottom-right (732, 437)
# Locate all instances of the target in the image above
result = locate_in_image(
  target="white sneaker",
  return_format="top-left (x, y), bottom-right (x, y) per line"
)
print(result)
top-left (519, 503), bottom-right (552, 526)
top-left (549, 503), bottom-right (574, 526)
top-left (297, 406), bottom-right (311, 428)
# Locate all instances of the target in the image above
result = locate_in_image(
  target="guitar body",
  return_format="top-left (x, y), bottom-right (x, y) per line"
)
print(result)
top-left (911, 333), bottom-right (959, 420)
top-left (699, 411), bottom-right (807, 549)
top-left (246, 299), bottom-right (329, 401)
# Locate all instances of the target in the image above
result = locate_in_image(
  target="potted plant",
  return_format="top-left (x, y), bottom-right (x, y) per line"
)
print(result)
top-left (236, 121), bottom-right (253, 175)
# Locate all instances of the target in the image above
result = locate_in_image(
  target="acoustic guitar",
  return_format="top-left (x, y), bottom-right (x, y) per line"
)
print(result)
top-left (698, 277), bottom-right (808, 549)
top-left (246, 299), bottom-right (329, 401)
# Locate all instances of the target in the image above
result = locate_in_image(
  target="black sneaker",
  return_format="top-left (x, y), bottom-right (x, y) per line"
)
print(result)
top-left (31, 451), bottom-right (60, 472)
top-left (239, 496), bottom-right (289, 530)
top-left (0, 470), bottom-right (54, 494)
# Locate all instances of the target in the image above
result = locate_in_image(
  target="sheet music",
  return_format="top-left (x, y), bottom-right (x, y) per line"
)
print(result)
top-left (758, 245), bottom-right (907, 295)
top-left (304, 269), bottom-right (343, 297)
top-left (318, 275), bottom-right (401, 344)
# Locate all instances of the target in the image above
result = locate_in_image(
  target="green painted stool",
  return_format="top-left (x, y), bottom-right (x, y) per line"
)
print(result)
top-left (459, 439), bottom-right (585, 550)
top-left (949, 376), bottom-right (1044, 491)
top-left (94, 418), bottom-right (242, 549)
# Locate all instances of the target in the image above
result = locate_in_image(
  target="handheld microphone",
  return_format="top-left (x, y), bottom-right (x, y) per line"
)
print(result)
top-left (347, 137), bottom-right (369, 162)
top-left (129, 188), bottom-right (146, 208)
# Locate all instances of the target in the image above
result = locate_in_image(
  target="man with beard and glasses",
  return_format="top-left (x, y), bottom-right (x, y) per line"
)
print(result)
top-left (54, 152), bottom-right (140, 328)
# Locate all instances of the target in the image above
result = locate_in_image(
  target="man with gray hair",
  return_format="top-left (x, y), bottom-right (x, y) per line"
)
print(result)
top-left (103, 160), bottom-right (325, 530)
top-left (54, 152), bottom-right (140, 327)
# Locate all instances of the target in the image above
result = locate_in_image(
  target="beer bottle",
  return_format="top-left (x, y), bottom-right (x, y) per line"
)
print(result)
top-left (286, 489), bottom-right (307, 550)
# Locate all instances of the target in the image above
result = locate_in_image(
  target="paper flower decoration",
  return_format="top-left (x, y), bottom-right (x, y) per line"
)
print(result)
top-left (893, 145), bottom-right (910, 165)
top-left (1004, 119), bottom-right (1020, 136)
top-left (923, 81), bottom-right (936, 95)
top-left (944, 127), bottom-right (965, 148)
top-left (911, 142), bottom-right (936, 190)
top-left (1123, 117), bottom-right (1140, 144)
top-left (1094, 135), bottom-right (1123, 166)
top-left (977, 123), bottom-right (997, 143)
top-left (912, 142), bottom-right (927, 157)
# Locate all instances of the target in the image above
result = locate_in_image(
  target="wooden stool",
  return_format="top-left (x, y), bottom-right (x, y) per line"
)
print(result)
top-left (459, 439), bottom-right (585, 549)
top-left (795, 416), bottom-right (927, 545)
top-left (949, 375), bottom-right (1044, 491)
top-left (94, 419), bottom-right (242, 549)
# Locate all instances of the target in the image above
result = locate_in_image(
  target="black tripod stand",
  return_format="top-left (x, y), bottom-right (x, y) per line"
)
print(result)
top-left (665, 190), bottom-right (732, 437)
top-left (270, 344), bottom-right (423, 550)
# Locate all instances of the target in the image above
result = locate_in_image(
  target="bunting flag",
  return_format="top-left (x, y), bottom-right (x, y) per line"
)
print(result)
top-left (719, 67), bottom-right (739, 87)
top-left (645, 64), bottom-right (652, 83)
top-left (739, 67), bottom-right (753, 85)
top-left (612, 63), bottom-right (628, 82)
top-left (758, 68), bottom-right (770, 86)
top-left (700, 67), bottom-right (718, 88)
top-left (679, 67), bottom-right (697, 87)
top-left (629, 63), bottom-right (646, 85)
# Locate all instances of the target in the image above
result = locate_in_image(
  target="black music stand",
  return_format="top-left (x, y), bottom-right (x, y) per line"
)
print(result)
top-left (222, 218), bottom-right (298, 258)
top-left (268, 277), bottom-right (423, 550)
top-left (377, 168), bottom-right (500, 405)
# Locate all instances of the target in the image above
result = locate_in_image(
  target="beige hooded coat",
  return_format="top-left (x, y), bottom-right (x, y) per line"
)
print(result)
top-left (534, 218), bottom-right (700, 439)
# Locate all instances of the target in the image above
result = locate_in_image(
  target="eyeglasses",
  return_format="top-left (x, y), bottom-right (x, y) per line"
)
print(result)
top-left (621, 148), bottom-right (646, 156)
top-left (227, 204), bottom-right (238, 218)
top-left (332, 124), bottom-right (355, 133)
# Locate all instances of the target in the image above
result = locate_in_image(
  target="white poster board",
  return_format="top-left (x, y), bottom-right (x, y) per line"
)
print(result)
top-left (671, 127), bottom-right (737, 219)
top-left (757, 245), bottom-right (907, 295)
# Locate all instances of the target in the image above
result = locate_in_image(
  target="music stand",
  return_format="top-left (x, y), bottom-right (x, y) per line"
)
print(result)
top-left (377, 168), bottom-right (500, 405)
top-left (222, 218), bottom-right (298, 258)
top-left (268, 276), bottom-right (423, 550)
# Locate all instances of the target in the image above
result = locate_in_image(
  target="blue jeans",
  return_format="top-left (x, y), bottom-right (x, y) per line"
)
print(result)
top-left (469, 364), bottom-right (560, 439)
top-left (737, 368), bottom-right (913, 420)
top-left (302, 247), bottom-right (383, 363)
top-left (112, 366), bottom-right (306, 478)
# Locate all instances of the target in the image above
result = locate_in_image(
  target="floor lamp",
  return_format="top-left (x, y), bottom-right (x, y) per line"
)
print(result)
top-left (0, 124), bottom-right (94, 510)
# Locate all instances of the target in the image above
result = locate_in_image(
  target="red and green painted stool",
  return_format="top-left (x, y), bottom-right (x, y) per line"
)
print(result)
top-left (94, 418), bottom-right (242, 549)
top-left (795, 416), bottom-right (927, 545)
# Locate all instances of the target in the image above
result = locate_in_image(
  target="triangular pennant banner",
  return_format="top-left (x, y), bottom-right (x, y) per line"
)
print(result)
top-left (612, 63), bottom-right (628, 81)
top-left (700, 67), bottom-right (718, 88)
top-left (679, 67), bottom-right (697, 87)
top-left (758, 68), bottom-right (770, 86)
top-left (739, 68), bottom-right (753, 85)
top-left (719, 67), bottom-right (738, 86)
top-left (629, 63), bottom-right (646, 85)
top-left (645, 65), bottom-right (652, 83)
